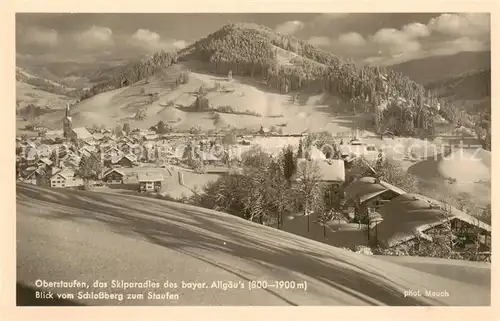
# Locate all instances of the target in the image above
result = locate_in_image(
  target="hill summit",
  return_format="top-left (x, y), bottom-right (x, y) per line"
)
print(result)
top-left (56, 23), bottom-right (459, 139)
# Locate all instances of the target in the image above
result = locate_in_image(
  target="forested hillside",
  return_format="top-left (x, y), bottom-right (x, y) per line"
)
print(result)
top-left (16, 67), bottom-right (78, 114)
top-left (16, 67), bottom-right (81, 98)
top-left (426, 69), bottom-right (491, 150)
top-left (390, 51), bottom-right (490, 85)
top-left (78, 23), bottom-right (485, 141)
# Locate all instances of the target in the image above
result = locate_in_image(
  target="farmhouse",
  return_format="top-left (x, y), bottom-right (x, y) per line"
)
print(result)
top-left (25, 168), bottom-right (47, 185)
top-left (49, 170), bottom-right (83, 188)
top-left (111, 154), bottom-right (137, 168)
top-left (372, 193), bottom-right (491, 251)
top-left (138, 172), bottom-right (163, 192)
top-left (102, 168), bottom-right (125, 184)
top-left (344, 176), bottom-right (406, 211)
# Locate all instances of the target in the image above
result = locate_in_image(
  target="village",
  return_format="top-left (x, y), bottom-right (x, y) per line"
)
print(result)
top-left (16, 104), bottom-right (491, 261)
top-left (16, 104), bottom-right (311, 194)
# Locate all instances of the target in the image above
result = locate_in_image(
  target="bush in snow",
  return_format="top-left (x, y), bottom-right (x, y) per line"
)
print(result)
top-left (354, 245), bottom-right (373, 255)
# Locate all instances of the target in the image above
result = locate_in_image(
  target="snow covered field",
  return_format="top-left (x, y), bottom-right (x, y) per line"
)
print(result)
top-left (17, 183), bottom-right (490, 306)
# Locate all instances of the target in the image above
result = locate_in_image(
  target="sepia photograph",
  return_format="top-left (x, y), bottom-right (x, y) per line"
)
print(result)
top-left (14, 12), bottom-right (491, 307)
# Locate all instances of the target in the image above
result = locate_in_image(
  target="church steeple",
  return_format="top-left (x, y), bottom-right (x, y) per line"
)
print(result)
top-left (63, 103), bottom-right (73, 139)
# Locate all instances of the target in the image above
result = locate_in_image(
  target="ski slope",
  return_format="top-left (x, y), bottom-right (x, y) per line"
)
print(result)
top-left (16, 184), bottom-right (490, 306)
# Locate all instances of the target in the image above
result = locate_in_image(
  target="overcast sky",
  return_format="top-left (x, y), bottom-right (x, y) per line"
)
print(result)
top-left (16, 13), bottom-right (490, 66)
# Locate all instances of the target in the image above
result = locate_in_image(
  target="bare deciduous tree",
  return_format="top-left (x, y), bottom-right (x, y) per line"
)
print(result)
top-left (293, 160), bottom-right (323, 232)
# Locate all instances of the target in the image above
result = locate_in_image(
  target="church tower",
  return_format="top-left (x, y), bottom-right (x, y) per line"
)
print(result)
top-left (63, 103), bottom-right (72, 139)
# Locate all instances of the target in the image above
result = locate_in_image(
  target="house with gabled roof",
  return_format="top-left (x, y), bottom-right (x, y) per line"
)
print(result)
top-left (78, 147), bottom-right (92, 158)
top-left (24, 140), bottom-right (37, 150)
top-left (25, 168), bottom-right (48, 185)
top-left (24, 147), bottom-right (38, 166)
top-left (60, 151), bottom-right (81, 169)
top-left (36, 157), bottom-right (53, 172)
top-left (76, 143), bottom-right (96, 157)
top-left (103, 146), bottom-right (123, 163)
top-left (117, 136), bottom-right (132, 144)
top-left (344, 176), bottom-right (406, 209)
top-left (49, 169), bottom-right (83, 188)
top-left (102, 168), bottom-right (126, 184)
top-left (343, 176), bottom-right (407, 224)
top-left (138, 171), bottom-right (164, 192)
top-left (36, 144), bottom-right (52, 158)
top-left (120, 142), bottom-right (140, 155)
top-left (69, 127), bottom-right (93, 142)
top-left (111, 154), bottom-right (137, 168)
top-left (100, 135), bottom-right (116, 143)
top-left (372, 193), bottom-right (491, 252)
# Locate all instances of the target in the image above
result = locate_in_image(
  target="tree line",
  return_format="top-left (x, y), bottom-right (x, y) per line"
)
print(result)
top-left (79, 50), bottom-right (180, 100)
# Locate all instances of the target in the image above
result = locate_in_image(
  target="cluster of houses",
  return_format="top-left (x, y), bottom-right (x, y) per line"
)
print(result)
top-left (264, 140), bottom-right (491, 255)
top-left (17, 123), bottom-right (163, 189)
top-left (283, 170), bottom-right (491, 255)
top-left (17, 107), bottom-right (491, 256)
top-left (347, 177), bottom-right (491, 250)
top-left (18, 105), bottom-right (313, 194)
top-left (16, 120), bottom-right (243, 193)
